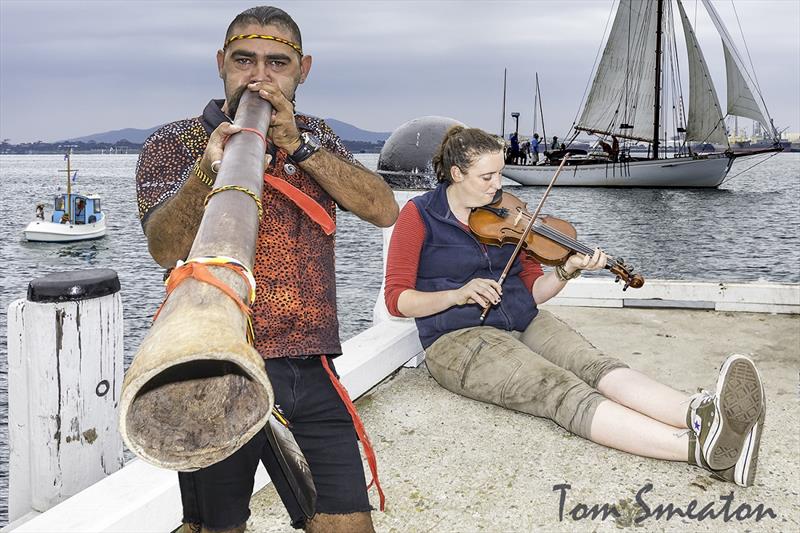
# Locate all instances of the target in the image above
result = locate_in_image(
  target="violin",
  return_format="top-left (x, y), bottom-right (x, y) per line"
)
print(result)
top-left (468, 191), bottom-right (644, 290)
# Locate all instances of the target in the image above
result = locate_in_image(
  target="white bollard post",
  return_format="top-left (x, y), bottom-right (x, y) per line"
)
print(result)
top-left (7, 268), bottom-right (124, 522)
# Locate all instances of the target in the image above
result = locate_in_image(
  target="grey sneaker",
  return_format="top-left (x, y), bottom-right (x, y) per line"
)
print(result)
top-left (687, 354), bottom-right (764, 471)
top-left (710, 405), bottom-right (765, 487)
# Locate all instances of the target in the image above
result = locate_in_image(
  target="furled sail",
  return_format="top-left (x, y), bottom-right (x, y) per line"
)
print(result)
top-left (676, 0), bottom-right (727, 145)
top-left (700, 0), bottom-right (775, 138)
top-left (576, 0), bottom-right (659, 142)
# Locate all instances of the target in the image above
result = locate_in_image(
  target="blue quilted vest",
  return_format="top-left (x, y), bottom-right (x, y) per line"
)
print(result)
top-left (412, 183), bottom-right (538, 348)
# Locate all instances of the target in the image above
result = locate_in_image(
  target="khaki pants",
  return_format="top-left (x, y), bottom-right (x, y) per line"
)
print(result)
top-left (425, 310), bottom-right (628, 438)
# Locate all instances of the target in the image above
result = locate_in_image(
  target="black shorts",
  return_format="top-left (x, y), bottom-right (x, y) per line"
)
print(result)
top-left (179, 356), bottom-right (372, 530)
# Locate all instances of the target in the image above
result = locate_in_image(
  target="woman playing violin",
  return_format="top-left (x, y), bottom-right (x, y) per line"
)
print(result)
top-left (384, 126), bottom-right (765, 487)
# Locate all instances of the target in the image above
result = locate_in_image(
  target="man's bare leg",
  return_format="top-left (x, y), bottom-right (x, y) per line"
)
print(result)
top-left (305, 512), bottom-right (375, 533)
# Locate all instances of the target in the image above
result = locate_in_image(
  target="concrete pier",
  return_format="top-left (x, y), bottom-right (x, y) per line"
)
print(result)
top-left (249, 305), bottom-right (800, 532)
top-left (5, 280), bottom-right (796, 532)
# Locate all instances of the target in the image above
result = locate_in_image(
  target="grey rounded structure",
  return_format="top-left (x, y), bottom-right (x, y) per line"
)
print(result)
top-left (377, 116), bottom-right (465, 190)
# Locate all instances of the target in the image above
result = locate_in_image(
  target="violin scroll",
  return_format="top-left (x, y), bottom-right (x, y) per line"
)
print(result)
top-left (609, 257), bottom-right (645, 290)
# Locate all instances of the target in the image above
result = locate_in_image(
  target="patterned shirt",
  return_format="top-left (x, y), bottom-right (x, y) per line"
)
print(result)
top-left (136, 99), bottom-right (356, 358)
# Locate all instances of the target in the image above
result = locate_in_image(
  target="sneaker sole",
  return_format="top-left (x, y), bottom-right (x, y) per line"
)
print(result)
top-left (734, 410), bottom-right (764, 487)
top-left (733, 382), bottom-right (767, 487)
top-left (704, 355), bottom-right (764, 470)
top-left (713, 405), bottom-right (765, 487)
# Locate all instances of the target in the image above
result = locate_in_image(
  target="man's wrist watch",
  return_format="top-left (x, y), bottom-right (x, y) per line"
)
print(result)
top-left (289, 132), bottom-right (321, 163)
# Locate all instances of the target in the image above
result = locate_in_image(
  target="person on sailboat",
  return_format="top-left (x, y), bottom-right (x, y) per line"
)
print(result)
top-left (520, 140), bottom-right (530, 165)
top-left (600, 136), bottom-right (621, 162)
top-left (135, 6), bottom-right (397, 533)
top-left (530, 133), bottom-right (541, 164)
top-left (384, 126), bottom-right (765, 489)
top-left (550, 135), bottom-right (559, 150)
top-left (507, 132), bottom-right (520, 165)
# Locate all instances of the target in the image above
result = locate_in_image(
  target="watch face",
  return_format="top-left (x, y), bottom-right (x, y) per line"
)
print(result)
top-left (291, 132), bottom-right (322, 163)
top-left (303, 132), bottom-right (321, 150)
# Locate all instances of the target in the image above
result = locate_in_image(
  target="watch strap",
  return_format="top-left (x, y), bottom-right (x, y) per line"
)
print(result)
top-left (290, 133), bottom-right (320, 163)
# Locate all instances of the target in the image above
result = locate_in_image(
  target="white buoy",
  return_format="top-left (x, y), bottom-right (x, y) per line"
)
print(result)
top-left (6, 269), bottom-right (124, 523)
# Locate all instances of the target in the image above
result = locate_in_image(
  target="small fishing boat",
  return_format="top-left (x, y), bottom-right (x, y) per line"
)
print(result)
top-left (24, 151), bottom-right (107, 242)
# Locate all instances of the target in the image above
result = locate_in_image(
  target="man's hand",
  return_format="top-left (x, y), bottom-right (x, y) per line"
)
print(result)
top-left (202, 120), bottom-right (273, 176)
top-left (248, 81), bottom-right (302, 154)
top-left (200, 122), bottom-right (242, 174)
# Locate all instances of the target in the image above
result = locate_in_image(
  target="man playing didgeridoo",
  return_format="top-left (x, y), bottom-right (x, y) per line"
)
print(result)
top-left (135, 6), bottom-right (397, 532)
top-left (385, 126), bottom-right (765, 489)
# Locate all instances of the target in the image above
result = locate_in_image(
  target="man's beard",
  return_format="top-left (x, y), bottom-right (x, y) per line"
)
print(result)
top-left (224, 77), bottom-right (300, 119)
top-left (225, 84), bottom-right (249, 119)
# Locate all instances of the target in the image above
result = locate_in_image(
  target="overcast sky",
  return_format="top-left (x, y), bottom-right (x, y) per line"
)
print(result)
top-left (1, 0), bottom-right (798, 143)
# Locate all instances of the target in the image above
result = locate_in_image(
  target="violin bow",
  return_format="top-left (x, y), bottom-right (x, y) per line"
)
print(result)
top-left (479, 154), bottom-right (571, 322)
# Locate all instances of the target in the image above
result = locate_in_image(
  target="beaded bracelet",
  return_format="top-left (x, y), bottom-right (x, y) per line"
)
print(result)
top-left (555, 264), bottom-right (582, 282)
top-left (204, 185), bottom-right (264, 219)
top-left (193, 158), bottom-right (215, 187)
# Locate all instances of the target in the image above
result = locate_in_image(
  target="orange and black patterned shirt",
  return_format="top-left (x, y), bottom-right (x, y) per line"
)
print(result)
top-left (136, 99), bottom-right (356, 359)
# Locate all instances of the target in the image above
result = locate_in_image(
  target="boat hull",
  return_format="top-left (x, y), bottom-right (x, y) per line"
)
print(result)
top-left (503, 155), bottom-right (732, 187)
top-left (24, 219), bottom-right (107, 242)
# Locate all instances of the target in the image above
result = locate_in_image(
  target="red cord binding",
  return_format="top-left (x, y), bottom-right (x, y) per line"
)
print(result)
top-left (153, 261), bottom-right (255, 343)
top-left (264, 173), bottom-right (336, 235)
top-left (320, 356), bottom-right (385, 511)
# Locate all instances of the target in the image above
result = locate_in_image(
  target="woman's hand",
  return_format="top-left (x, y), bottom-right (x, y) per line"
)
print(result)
top-left (565, 247), bottom-right (607, 274)
top-left (452, 278), bottom-right (503, 307)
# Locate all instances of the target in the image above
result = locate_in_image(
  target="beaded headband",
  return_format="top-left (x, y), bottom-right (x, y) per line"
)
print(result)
top-left (224, 34), bottom-right (303, 56)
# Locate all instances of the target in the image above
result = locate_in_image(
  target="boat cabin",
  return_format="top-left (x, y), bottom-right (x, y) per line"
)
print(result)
top-left (50, 193), bottom-right (103, 225)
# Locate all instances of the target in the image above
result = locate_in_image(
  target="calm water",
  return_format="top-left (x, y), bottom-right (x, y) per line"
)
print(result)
top-left (1, 152), bottom-right (798, 524)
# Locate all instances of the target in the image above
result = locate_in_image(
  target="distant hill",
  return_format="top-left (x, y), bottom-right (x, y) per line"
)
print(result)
top-left (64, 126), bottom-right (162, 144)
top-left (60, 119), bottom-right (390, 144)
top-left (323, 119), bottom-right (391, 142)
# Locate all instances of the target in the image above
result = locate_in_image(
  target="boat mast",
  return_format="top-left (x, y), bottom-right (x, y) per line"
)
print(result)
top-left (501, 68), bottom-right (507, 138)
top-left (652, 0), bottom-right (664, 159)
top-left (537, 74), bottom-right (548, 148)
top-left (66, 148), bottom-right (72, 219)
top-left (532, 72), bottom-right (539, 137)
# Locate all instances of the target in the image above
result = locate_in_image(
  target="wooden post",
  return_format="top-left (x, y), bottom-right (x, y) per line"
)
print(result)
top-left (7, 269), bottom-right (124, 522)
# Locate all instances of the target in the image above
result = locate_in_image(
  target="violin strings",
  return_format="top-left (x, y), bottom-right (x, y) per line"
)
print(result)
top-left (513, 210), bottom-right (613, 268)
top-left (534, 226), bottom-right (593, 255)
top-left (525, 218), bottom-right (593, 255)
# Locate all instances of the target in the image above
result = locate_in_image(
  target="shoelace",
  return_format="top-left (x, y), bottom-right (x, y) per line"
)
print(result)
top-left (686, 389), bottom-right (716, 436)
top-left (690, 389), bottom-right (715, 409)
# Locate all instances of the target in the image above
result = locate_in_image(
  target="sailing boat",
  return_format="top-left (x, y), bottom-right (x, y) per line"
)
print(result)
top-left (24, 150), bottom-right (107, 242)
top-left (502, 0), bottom-right (783, 188)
